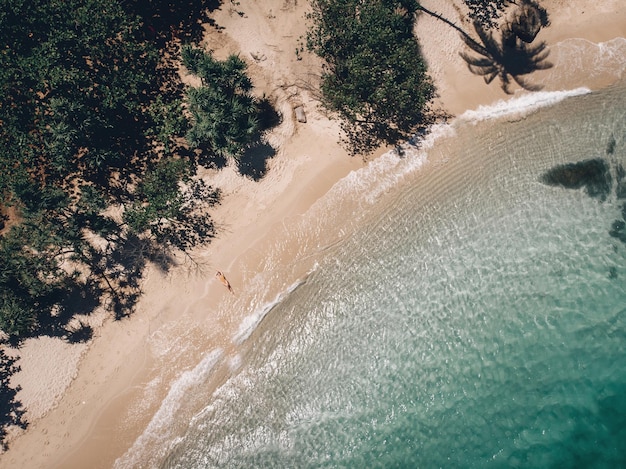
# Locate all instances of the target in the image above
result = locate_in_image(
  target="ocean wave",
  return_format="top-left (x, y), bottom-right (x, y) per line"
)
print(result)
top-left (316, 86), bottom-right (593, 212)
top-left (114, 348), bottom-right (223, 469)
top-left (460, 87), bottom-right (591, 123)
top-left (232, 276), bottom-right (309, 345)
top-left (318, 123), bottom-right (455, 209)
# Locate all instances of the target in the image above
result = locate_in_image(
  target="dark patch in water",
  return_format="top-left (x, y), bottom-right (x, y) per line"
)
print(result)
top-left (609, 220), bottom-right (626, 244)
top-left (606, 135), bottom-right (616, 155)
top-left (540, 158), bottom-right (612, 201)
top-left (615, 163), bottom-right (626, 199)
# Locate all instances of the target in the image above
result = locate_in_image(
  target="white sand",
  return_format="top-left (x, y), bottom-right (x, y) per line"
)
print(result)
top-left (1, 1), bottom-right (624, 468)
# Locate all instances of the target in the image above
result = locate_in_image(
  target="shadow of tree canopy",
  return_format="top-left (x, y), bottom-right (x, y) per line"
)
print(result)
top-left (236, 97), bottom-right (282, 180)
top-left (257, 97), bottom-right (283, 132)
top-left (238, 141), bottom-right (277, 181)
top-left (460, 23), bottom-right (552, 93)
top-left (5, 229), bottom-right (185, 345)
top-left (0, 350), bottom-right (27, 451)
top-left (122, 0), bottom-right (222, 47)
top-left (65, 321), bottom-right (94, 344)
top-left (460, 1), bottom-right (552, 94)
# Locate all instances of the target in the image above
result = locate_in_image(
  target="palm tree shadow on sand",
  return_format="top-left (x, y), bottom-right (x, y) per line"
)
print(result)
top-left (460, 2), bottom-right (553, 94)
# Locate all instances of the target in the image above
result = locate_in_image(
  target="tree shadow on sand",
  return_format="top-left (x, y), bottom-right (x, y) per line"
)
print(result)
top-left (238, 141), bottom-right (277, 181)
top-left (124, 0), bottom-right (223, 48)
top-left (0, 350), bottom-right (27, 451)
top-left (237, 97), bottom-right (282, 180)
top-left (460, 1), bottom-right (552, 94)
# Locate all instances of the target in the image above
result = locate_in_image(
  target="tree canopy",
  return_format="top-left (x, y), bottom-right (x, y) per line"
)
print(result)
top-left (0, 0), bottom-right (225, 341)
top-left (182, 46), bottom-right (261, 160)
top-left (306, 0), bottom-right (437, 155)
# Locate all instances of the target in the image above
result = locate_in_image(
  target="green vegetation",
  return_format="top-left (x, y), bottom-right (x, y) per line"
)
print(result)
top-left (1, 0), bottom-right (161, 338)
top-left (462, 0), bottom-right (511, 28)
top-left (306, 0), bottom-right (550, 154)
top-left (123, 158), bottom-right (221, 251)
top-left (0, 0), bottom-right (268, 342)
top-left (0, 0), bottom-right (272, 446)
top-left (0, 349), bottom-right (26, 449)
top-left (306, 0), bottom-right (436, 155)
top-left (182, 46), bottom-right (261, 159)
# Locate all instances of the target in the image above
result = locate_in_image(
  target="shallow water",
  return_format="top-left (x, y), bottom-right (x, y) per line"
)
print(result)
top-left (118, 77), bottom-right (626, 468)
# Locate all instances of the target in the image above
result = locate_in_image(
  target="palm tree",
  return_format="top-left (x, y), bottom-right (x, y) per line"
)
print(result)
top-left (459, 19), bottom-right (553, 94)
top-left (183, 48), bottom-right (260, 160)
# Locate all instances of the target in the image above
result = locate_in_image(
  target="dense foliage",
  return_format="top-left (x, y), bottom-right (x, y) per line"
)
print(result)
top-left (123, 158), bottom-right (221, 251)
top-left (0, 0), bottom-right (247, 341)
top-left (2, 0), bottom-right (152, 337)
top-left (307, 0), bottom-right (436, 155)
top-left (0, 0), bottom-right (277, 446)
top-left (182, 46), bottom-right (261, 159)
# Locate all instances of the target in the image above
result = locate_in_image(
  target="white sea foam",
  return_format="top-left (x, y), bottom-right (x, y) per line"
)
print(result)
top-left (460, 87), bottom-right (591, 123)
top-left (552, 37), bottom-right (626, 83)
top-left (233, 277), bottom-right (308, 345)
top-left (118, 83), bottom-right (604, 468)
top-left (114, 348), bottom-right (223, 469)
top-left (326, 87), bottom-right (592, 209)
top-left (324, 123), bottom-right (455, 208)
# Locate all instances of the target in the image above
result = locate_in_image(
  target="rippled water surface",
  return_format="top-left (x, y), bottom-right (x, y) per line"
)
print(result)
top-left (119, 80), bottom-right (626, 468)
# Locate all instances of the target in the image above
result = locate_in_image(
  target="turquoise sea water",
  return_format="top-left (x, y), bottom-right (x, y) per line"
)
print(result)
top-left (119, 79), bottom-right (626, 468)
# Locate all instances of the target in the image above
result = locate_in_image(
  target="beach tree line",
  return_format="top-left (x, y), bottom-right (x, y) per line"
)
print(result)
top-left (306, 0), bottom-right (438, 155)
top-left (0, 0), bottom-right (278, 448)
top-left (306, 0), bottom-right (551, 155)
top-left (0, 0), bottom-right (273, 343)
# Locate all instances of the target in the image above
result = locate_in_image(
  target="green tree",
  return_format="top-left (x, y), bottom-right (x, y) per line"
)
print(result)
top-left (124, 158), bottom-right (221, 251)
top-left (462, 0), bottom-right (511, 28)
top-left (307, 0), bottom-right (436, 155)
top-left (0, 227), bottom-right (68, 336)
top-left (0, 0), bottom-right (223, 339)
top-left (0, 0), bottom-right (159, 189)
top-left (181, 46), bottom-right (260, 159)
top-left (146, 97), bottom-right (190, 155)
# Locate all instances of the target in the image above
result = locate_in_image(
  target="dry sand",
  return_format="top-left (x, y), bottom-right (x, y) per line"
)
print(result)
top-left (1, 1), bottom-right (624, 468)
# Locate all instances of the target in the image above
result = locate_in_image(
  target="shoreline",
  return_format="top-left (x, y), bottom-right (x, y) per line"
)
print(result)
top-left (1, 1), bottom-right (625, 468)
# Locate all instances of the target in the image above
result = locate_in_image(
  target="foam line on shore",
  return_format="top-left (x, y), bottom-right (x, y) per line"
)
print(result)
top-left (114, 348), bottom-right (223, 469)
top-left (233, 277), bottom-right (309, 345)
top-left (319, 87), bottom-right (593, 214)
top-left (459, 87), bottom-right (591, 123)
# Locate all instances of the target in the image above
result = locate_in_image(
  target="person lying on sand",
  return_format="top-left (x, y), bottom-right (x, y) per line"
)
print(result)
top-left (216, 270), bottom-right (234, 294)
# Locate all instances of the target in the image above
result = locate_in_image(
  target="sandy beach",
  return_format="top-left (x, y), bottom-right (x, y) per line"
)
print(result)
top-left (1, 1), bottom-right (624, 468)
